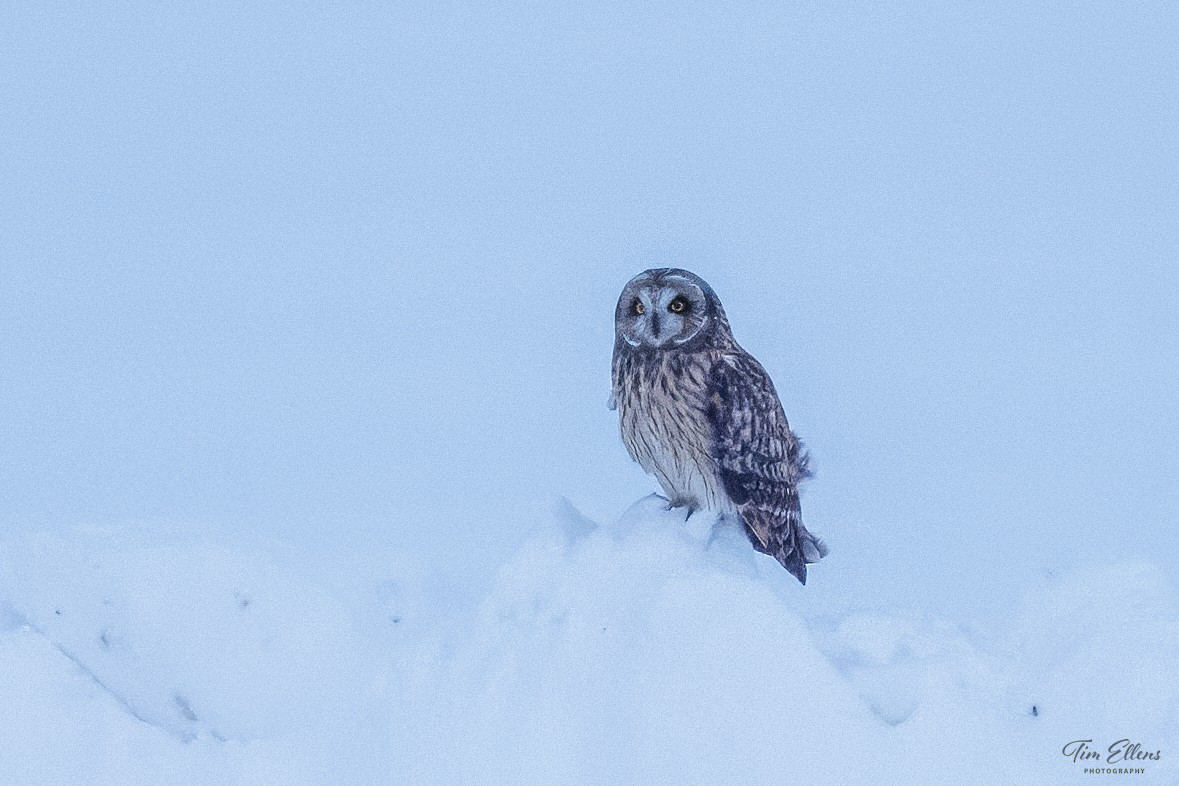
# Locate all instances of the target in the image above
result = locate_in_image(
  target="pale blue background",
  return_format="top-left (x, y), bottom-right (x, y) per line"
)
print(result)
top-left (3, 2), bottom-right (1176, 618)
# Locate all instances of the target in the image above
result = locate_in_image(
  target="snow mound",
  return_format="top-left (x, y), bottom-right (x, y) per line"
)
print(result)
top-left (390, 498), bottom-right (1178, 784)
top-left (0, 503), bottom-right (1175, 784)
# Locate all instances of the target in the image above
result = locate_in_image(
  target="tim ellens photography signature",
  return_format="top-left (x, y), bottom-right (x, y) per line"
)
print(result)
top-left (1063, 739), bottom-right (1162, 766)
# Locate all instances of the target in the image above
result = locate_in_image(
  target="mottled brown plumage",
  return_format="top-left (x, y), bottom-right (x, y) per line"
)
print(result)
top-left (611, 268), bottom-right (827, 583)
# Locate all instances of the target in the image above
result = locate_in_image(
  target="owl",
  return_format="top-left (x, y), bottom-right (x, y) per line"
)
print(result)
top-left (610, 268), bottom-right (827, 584)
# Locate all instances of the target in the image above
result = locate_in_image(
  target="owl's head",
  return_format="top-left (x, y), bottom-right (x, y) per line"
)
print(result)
top-left (614, 268), bottom-right (732, 350)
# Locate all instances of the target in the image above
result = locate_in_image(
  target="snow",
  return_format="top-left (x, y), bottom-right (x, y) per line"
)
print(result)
top-left (1, 501), bottom-right (1174, 784)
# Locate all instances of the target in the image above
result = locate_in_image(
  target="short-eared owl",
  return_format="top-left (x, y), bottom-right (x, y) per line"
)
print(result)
top-left (611, 268), bottom-right (827, 584)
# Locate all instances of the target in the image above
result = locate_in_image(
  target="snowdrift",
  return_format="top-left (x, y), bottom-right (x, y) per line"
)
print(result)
top-left (0, 500), bottom-right (1175, 784)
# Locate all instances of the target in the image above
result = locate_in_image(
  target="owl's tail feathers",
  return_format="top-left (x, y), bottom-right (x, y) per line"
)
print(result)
top-left (739, 507), bottom-right (828, 584)
top-left (778, 526), bottom-right (828, 586)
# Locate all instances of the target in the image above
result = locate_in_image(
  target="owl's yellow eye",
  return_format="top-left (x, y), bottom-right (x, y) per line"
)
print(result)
top-left (668, 298), bottom-right (687, 313)
top-left (633, 299), bottom-right (645, 315)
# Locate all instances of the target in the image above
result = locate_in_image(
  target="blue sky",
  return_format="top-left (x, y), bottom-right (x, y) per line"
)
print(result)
top-left (2, 1), bottom-right (1176, 618)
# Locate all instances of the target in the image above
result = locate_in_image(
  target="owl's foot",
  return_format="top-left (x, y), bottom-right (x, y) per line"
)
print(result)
top-left (666, 498), bottom-right (698, 521)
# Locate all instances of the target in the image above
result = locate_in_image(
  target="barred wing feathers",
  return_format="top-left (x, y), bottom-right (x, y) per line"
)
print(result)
top-left (706, 352), bottom-right (828, 584)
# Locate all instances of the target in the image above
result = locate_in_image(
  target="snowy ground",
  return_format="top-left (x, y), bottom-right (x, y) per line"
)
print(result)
top-left (1, 500), bottom-right (1174, 785)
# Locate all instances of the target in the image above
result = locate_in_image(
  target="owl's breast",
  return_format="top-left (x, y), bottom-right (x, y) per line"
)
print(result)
top-left (614, 352), bottom-right (733, 513)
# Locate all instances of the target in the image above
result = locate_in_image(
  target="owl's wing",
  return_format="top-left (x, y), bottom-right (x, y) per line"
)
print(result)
top-left (706, 352), bottom-right (827, 584)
